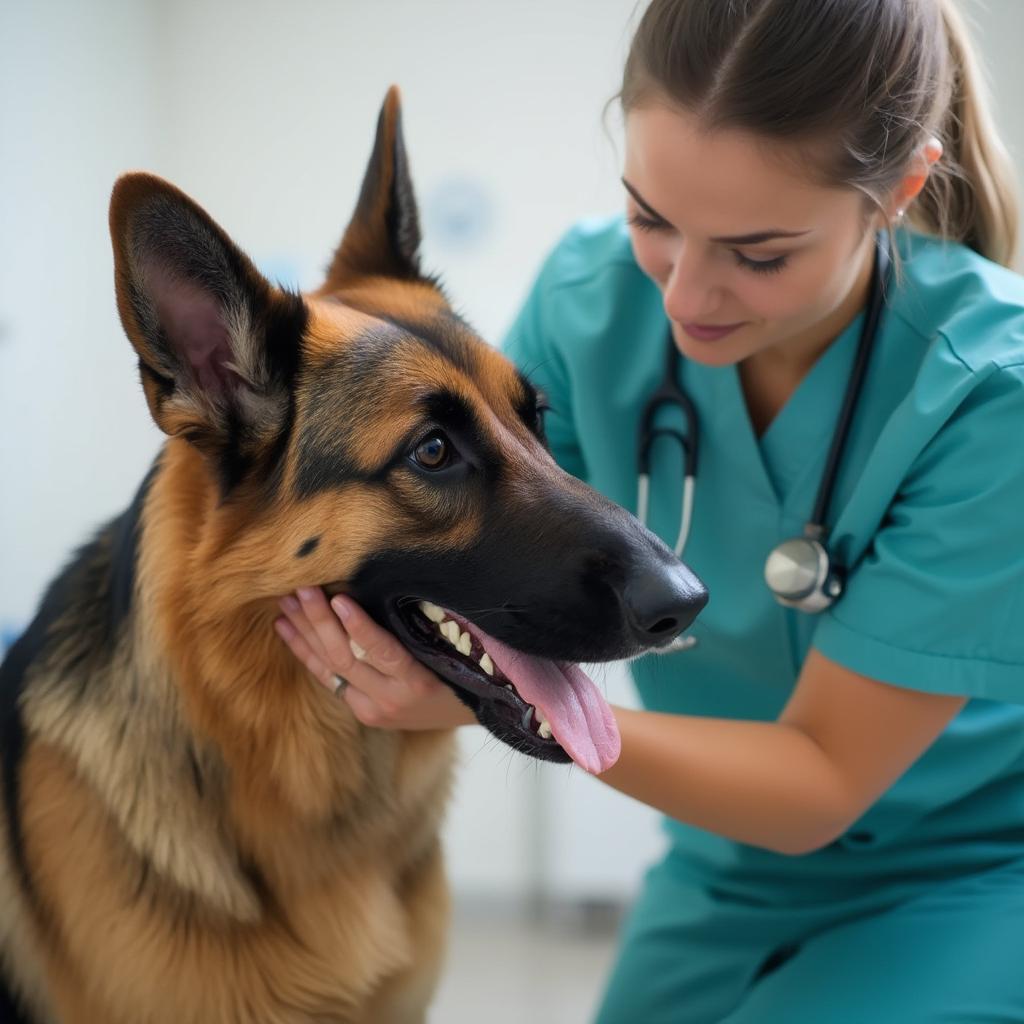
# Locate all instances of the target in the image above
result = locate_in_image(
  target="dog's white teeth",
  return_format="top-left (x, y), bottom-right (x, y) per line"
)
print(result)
top-left (537, 719), bottom-right (553, 740)
top-left (419, 601), bottom-right (446, 624)
top-left (429, 614), bottom-right (498, 676)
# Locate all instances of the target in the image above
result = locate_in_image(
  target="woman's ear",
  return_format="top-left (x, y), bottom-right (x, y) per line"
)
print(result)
top-left (888, 136), bottom-right (944, 219)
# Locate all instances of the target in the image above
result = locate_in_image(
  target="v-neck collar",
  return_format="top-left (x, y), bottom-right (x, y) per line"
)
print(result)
top-left (756, 310), bottom-right (864, 510)
top-left (686, 310), bottom-right (864, 511)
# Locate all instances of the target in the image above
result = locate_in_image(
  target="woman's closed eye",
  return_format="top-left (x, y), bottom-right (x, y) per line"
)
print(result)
top-left (627, 210), bottom-right (670, 234)
top-left (629, 206), bottom-right (792, 275)
top-left (733, 250), bottom-right (789, 275)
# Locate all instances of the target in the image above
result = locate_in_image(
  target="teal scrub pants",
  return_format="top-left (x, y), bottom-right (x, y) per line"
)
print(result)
top-left (594, 849), bottom-right (1024, 1023)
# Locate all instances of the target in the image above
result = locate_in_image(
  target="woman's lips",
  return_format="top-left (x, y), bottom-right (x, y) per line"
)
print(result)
top-left (680, 321), bottom-right (746, 342)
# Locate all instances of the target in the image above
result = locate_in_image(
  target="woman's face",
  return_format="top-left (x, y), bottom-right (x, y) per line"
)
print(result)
top-left (624, 102), bottom-right (879, 369)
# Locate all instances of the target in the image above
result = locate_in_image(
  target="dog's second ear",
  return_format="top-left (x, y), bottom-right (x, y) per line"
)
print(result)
top-left (323, 85), bottom-right (423, 289)
top-left (109, 173), bottom-right (307, 485)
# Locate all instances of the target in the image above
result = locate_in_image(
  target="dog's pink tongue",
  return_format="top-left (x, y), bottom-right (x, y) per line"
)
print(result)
top-left (470, 624), bottom-right (621, 775)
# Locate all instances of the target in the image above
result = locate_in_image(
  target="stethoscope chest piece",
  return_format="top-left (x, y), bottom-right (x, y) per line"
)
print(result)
top-left (763, 534), bottom-right (843, 613)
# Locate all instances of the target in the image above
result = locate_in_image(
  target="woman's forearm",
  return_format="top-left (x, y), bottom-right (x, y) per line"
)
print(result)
top-left (598, 706), bottom-right (856, 855)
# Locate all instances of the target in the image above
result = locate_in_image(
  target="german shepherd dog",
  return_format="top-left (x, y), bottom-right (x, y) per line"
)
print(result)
top-left (0, 88), bottom-right (706, 1023)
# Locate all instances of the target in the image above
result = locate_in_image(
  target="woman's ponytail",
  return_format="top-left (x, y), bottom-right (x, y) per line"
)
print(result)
top-left (912, 0), bottom-right (1019, 267)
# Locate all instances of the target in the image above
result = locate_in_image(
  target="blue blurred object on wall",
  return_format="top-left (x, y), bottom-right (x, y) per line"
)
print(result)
top-left (424, 177), bottom-right (495, 253)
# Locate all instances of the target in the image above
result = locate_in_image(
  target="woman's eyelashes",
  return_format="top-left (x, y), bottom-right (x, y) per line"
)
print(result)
top-left (627, 210), bottom-right (669, 234)
top-left (732, 251), bottom-right (789, 275)
top-left (628, 211), bottom-right (791, 275)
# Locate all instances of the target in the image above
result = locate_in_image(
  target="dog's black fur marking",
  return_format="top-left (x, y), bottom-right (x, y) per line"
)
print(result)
top-left (296, 536), bottom-right (321, 558)
top-left (262, 369), bottom-right (301, 502)
top-left (262, 289), bottom-right (309, 396)
top-left (419, 390), bottom-right (475, 438)
top-left (110, 456), bottom-right (161, 635)
top-left (217, 404), bottom-right (253, 498)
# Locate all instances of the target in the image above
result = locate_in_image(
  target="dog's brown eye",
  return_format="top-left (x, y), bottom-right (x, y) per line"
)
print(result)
top-left (414, 434), bottom-right (449, 470)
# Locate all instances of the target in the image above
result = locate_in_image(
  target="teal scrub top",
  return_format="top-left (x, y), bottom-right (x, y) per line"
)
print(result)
top-left (503, 217), bottom-right (1024, 887)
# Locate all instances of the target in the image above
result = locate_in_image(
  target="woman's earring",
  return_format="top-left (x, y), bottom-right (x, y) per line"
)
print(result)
top-left (895, 208), bottom-right (906, 221)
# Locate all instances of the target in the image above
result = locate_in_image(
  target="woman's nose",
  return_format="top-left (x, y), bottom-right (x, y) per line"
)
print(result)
top-left (662, 247), bottom-right (722, 323)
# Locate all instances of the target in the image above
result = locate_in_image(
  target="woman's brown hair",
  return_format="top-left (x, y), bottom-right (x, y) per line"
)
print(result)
top-left (620, 0), bottom-right (1018, 267)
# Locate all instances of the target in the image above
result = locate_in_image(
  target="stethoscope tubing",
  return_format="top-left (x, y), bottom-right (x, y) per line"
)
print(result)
top-left (636, 471), bottom-right (695, 558)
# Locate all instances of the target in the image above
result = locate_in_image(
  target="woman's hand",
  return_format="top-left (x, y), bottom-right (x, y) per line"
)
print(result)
top-left (274, 588), bottom-right (476, 730)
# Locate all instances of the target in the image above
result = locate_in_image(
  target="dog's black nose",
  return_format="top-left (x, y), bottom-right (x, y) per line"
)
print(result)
top-left (623, 563), bottom-right (708, 646)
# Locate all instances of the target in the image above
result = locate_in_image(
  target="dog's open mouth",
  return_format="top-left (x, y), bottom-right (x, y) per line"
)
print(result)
top-left (388, 598), bottom-right (621, 775)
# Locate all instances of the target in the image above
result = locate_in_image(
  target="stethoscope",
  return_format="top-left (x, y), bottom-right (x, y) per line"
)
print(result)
top-left (637, 235), bottom-right (891, 649)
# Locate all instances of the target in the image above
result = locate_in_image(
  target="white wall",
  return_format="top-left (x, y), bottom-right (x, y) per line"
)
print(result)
top-left (3, 0), bottom-right (1024, 905)
top-left (0, 0), bottom-right (163, 639)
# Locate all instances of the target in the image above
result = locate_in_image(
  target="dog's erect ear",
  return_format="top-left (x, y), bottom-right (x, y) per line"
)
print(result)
top-left (324, 85), bottom-right (423, 288)
top-left (109, 173), bottom-right (307, 474)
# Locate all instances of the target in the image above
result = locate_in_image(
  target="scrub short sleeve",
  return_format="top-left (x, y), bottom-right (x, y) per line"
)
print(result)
top-left (814, 363), bottom-right (1024, 703)
top-left (501, 260), bottom-right (588, 481)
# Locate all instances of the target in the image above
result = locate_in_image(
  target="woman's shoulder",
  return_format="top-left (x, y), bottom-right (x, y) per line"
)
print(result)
top-left (894, 231), bottom-right (1024, 377)
top-left (504, 215), bottom-right (663, 368)
top-left (879, 234), bottom-right (1024, 506)
top-left (530, 215), bottom-right (654, 306)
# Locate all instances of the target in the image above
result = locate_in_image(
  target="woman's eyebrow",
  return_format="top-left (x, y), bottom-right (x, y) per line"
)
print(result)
top-left (622, 178), bottom-right (670, 221)
top-left (621, 177), bottom-right (811, 246)
top-left (710, 228), bottom-right (811, 245)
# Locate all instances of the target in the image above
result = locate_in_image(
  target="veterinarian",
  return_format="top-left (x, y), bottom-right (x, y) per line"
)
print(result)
top-left (277, 0), bottom-right (1024, 1020)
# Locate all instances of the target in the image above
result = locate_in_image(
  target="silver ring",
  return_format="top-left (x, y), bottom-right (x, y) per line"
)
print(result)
top-left (331, 674), bottom-right (349, 696)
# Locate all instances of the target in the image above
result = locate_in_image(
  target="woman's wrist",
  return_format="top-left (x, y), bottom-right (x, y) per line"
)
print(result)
top-left (596, 705), bottom-right (851, 855)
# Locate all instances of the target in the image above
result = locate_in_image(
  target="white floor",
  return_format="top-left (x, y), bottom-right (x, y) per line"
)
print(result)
top-left (430, 899), bottom-right (622, 1024)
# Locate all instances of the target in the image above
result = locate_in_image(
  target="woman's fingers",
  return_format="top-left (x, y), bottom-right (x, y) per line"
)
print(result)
top-left (278, 594), bottom-right (328, 664)
top-left (330, 595), bottom-right (428, 686)
top-left (275, 589), bottom-right (473, 728)
top-left (292, 587), bottom-right (358, 674)
top-left (275, 609), bottom-right (388, 702)
top-left (278, 590), bottom-right (403, 698)
top-left (274, 615), bottom-right (336, 690)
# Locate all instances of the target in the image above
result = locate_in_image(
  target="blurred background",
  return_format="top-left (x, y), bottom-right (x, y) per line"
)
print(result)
top-left (2, 2), bottom-right (1022, 1021)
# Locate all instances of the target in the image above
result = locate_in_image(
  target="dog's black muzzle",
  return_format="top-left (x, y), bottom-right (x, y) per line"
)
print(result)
top-left (344, 473), bottom-right (707, 762)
